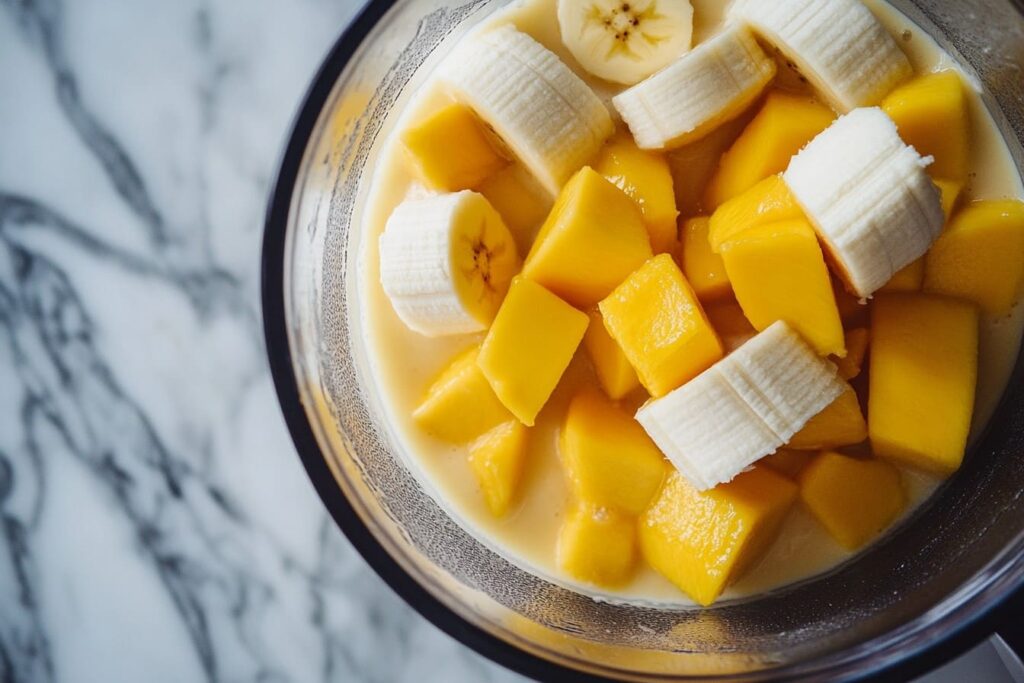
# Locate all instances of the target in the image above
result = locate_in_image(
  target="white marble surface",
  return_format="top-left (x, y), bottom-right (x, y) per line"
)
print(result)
top-left (0, 0), bottom-right (1015, 681)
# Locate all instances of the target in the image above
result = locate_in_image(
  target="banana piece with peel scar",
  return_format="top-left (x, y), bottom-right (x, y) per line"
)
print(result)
top-left (783, 107), bottom-right (944, 298)
top-left (612, 24), bottom-right (776, 150)
top-left (731, 0), bottom-right (912, 112)
top-left (379, 191), bottom-right (521, 337)
top-left (636, 321), bottom-right (844, 491)
top-left (438, 25), bottom-right (613, 197)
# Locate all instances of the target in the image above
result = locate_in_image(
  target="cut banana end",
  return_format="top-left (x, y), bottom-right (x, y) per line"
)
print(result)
top-left (613, 24), bottom-right (776, 150)
top-left (439, 25), bottom-right (613, 196)
top-left (557, 0), bottom-right (694, 86)
top-left (731, 0), bottom-right (912, 112)
top-left (379, 191), bottom-right (520, 337)
top-left (636, 321), bottom-right (844, 490)
top-left (784, 107), bottom-right (944, 297)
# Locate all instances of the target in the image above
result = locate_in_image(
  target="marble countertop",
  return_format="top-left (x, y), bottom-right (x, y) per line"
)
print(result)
top-left (0, 1), bottom-right (1016, 682)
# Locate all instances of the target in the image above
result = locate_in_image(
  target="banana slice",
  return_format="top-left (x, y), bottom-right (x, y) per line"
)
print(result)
top-left (439, 26), bottom-right (614, 196)
top-left (612, 24), bottom-right (776, 150)
top-left (636, 321), bottom-right (844, 490)
top-left (783, 107), bottom-right (944, 297)
top-left (731, 0), bottom-right (912, 112)
top-left (379, 191), bottom-right (520, 337)
top-left (557, 0), bottom-right (694, 86)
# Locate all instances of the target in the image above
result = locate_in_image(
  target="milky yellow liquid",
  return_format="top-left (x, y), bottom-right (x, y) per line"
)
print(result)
top-left (355, 0), bottom-right (1024, 606)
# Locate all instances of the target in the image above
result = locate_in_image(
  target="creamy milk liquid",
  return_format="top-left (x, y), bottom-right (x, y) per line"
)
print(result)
top-left (355, 0), bottom-right (1024, 606)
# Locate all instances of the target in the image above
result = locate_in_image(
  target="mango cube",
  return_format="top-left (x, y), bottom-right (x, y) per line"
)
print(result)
top-left (787, 386), bottom-right (867, 450)
top-left (760, 450), bottom-right (813, 478)
top-left (477, 164), bottom-right (552, 255)
top-left (869, 294), bottom-right (979, 475)
top-left (414, 346), bottom-right (513, 442)
top-left (402, 103), bottom-right (508, 191)
top-left (882, 71), bottom-right (969, 181)
top-left (924, 200), bottom-right (1024, 316)
top-left (478, 277), bottom-right (589, 426)
top-left (583, 310), bottom-right (641, 400)
top-left (681, 217), bottom-right (732, 302)
top-left (523, 167), bottom-right (653, 307)
top-left (705, 92), bottom-right (835, 209)
top-left (705, 300), bottom-right (757, 351)
top-left (599, 254), bottom-right (724, 398)
top-left (834, 327), bottom-right (869, 380)
top-left (639, 469), bottom-right (798, 606)
top-left (560, 390), bottom-right (669, 515)
top-left (880, 179), bottom-right (963, 293)
top-left (469, 421), bottom-right (529, 517)
top-left (557, 502), bottom-right (637, 587)
top-left (708, 175), bottom-right (804, 251)
top-left (936, 178), bottom-right (965, 220)
top-left (799, 452), bottom-right (905, 550)
top-left (593, 132), bottom-right (679, 254)
top-left (720, 219), bottom-right (845, 357)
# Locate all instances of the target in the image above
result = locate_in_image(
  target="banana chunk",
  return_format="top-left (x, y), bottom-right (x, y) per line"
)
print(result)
top-left (732, 0), bottom-right (912, 112)
top-left (379, 191), bottom-right (520, 337)
top-left (439, 26), bottom-right (613, 196)
top-left (636, 321), bottom-right (844, 490)
top-left (783, 107), bottom-right (944, 297)
top-left (613, 24), bottom-right (776, 150)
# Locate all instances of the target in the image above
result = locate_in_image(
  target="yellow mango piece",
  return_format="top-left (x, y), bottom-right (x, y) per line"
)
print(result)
top-left (477, 164), bottom-right (552, 255)
top-left (523, 167), bottom-right (653, 307)
top-left (799, 452), bottom-right (905, 550)
top-left (593, 132), bottom-right (679, 254)
top-left (557, 502), bottom-right (637, 587)
top-left (560, 390), bottom-right (669, 515)
top-left (720, 219), bottom-right (845, 356)
top-left (705, 92), bottom-right (835, 209)
top-left (413, 346), bottom-right (513, 442)
top-left (599, 254), bottom-right (724, 398)
top-left (401, 103), bottom-right (508, 191)
top-left (833, 327), bottom-right (869, 380)
top-left (869, 294), bottom-right (979, 475)
top-left (936, 178), bottom-right (965, 220)
top-left (760, 450), bottom-right (813, 478)
top-left (924, 200), bottom-right (1024, 316)
top-left (582, 310), bottom-right (641, 400)
top-left (704, 299), bottom-right (757, 351)
top-left (639, 469), bottom-right (798, 606)
top-left (788, 386), bottom-right (867, 450)
top-left (880, 180), bottom-right (962, 293)
top-left (681, 217), bottom-right (732, 302)
top-left (478, 277), bottom-right (589, 426)
top-left (468, 421), bottom-right (529, 517)
top-left (708, 175), bottom-right (803, 251)
top-left (881, 71), bottom-right (969, 181)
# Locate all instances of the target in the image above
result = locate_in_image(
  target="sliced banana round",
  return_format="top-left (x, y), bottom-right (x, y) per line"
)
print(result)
top-left (379, 191), bottom-right (521, 337)
top-left (557, 0), bottom-right (694, 86)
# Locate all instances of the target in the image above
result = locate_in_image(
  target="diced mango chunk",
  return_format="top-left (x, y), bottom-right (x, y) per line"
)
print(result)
top-left (705, 92), bottom-right (835, 209)
top-left (720, 219), bottom-right (845, 356)
top-left (557, 502), bottom-right (637, 587)
top-left (599, 254), bottom-right (724, 398)
top-left (583, 310), bottom-right (641, 400)
top-left (788, 386), bottom-right (867, 450)
top-left (639, 469), bottom-right (797, 606)
top-left (869, 294), bottom-right (979, 475)
top-left (799, 452), bottom-right (905, 550)
top-left (468, 421), bottom-right (529, 517)
top-left (523, 167), bottom-right (653, 307)
top-left (560, 390), bottom-right (669, 515)
top-left (880, 179), bottom-right (963, 293)
top-left (477, 164), bottom-right (552, 255)
top-left (681, 217), bottom-right (732, 302)
top-left (401, 103), bottom-right (508, 191)
top-left (760, 450), bottom-right (813, 478)
top-left (593, 132), bottom-right (679, 254)
top-left (882, 71), bottom-right (969, 181)
top-left (478, 277), bottom-right (589, 426)
top-left (833, 327), bottom-right (869, 380)
top-left (924, 200), bottom-right (1024, 316)
top-left (708, 175), bottom-right (804, 251)
top-left (413, 346), bottom-right (513, 442)
top-left (936, 178), bottom-right (965, 220)
top-left (704, 299), bottom-right (757, 351)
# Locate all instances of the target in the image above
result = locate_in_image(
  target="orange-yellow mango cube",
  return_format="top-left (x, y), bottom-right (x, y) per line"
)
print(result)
top-left (720, 219), bottom-right (845, 357)
top-left (705, 92), bottom-right (835, 209)
top-left (477, 164), bottom-right (552, 255)
top-left (402, 103), bottom-right (508, 191)
top-left (469, 421), bottom-right (529, 517)
top-left (639, 468), bottom-right (797, 606)
top-left (760, 450), bottom-right (813, 479)
top-left (583, 310), bottom-right (641, 400)
top-left (557, 502), bottom-right (637, 587)
top-left (869, 294), bottom-right (979, 475)
top-left (880, 179), bottom-right (963, 293)
top-left (478, 277), bottom-right (589, 426)
top-left (599, 254), bottom-right (724, 398)
top-left (594, 132), bottom-right (679, 254)
top-left (882, 71), bottom-right (969, 181)
top-left (924, 200), bottom-right (1024, 316)
top-left (413, 346), bottom-right (513, 442)
top-left (799, 452), bottom-right (905, 550)
top-left (708, 175), bottom-right (804, 251)
top-left (787, 386), bottom-right (867, 450)
top-left (833, 327), bottom-right (869, 380)
top-left (523, 167), bottom-right (653, 308)
top-left (681, 217), bottom-right (732, 302)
